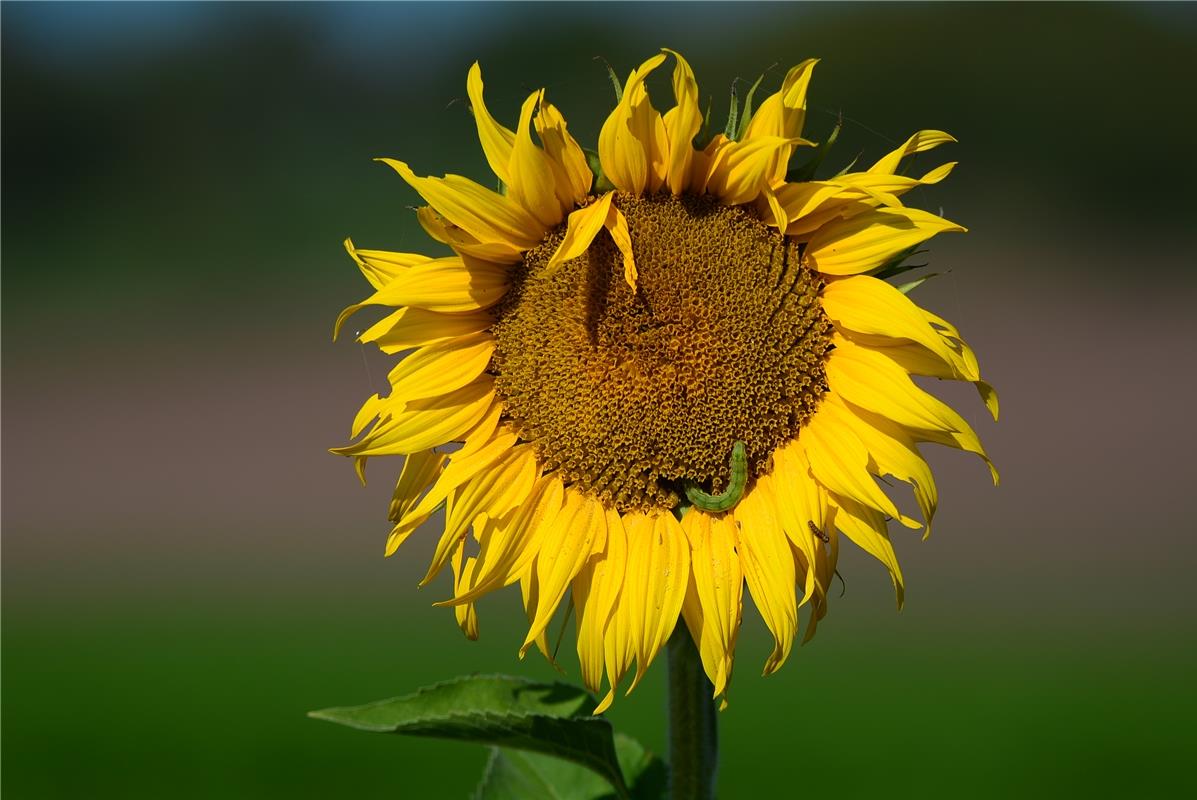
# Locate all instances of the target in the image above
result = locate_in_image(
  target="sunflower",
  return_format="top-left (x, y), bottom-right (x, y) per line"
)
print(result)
top-left (333, 50), bottom-right (997, 712)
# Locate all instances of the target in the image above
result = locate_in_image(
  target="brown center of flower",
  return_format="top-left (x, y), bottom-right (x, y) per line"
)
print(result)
top-left (491, 192), bottom-right (834, 512)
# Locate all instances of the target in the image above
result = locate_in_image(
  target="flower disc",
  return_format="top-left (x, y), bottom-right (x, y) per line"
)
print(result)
top-left (492, 192), bottom-right (834, 512)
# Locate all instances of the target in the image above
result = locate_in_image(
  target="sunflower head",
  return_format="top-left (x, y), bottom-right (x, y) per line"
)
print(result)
top-left (333, 50), bottom-right (997, 712)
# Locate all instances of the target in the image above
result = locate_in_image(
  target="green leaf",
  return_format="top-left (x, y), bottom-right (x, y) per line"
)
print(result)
top-left (310, 675), bottom-right (630, 798)
top-left (831, 152), bottom-right (863, 178)
top-left (475, 749), bottom-right (612, 800)
top-left (723, 83), bottom-right (740, 141)
top-left (724, 73), bottom-right (765, 142)
top-left (734, 73), bottom-right (766, 142)
top-left (896, 273), bottom-right (939, 294)
top-left (475, 734), bottom-right (667, 800)
top-left (596, 57), bottom-right (623, 102)
top-left (612, 733), bottom-right (668, 800)
top-left (584, 148), bottom-right (615, 194)
top-left (869, 245), bottom-right (929, 281)
top-left (786, 114), bottom-right (842, 183)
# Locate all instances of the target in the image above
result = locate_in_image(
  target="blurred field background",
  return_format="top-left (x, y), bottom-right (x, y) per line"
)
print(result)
top-left (3, 2), bottom-right (1196, 797)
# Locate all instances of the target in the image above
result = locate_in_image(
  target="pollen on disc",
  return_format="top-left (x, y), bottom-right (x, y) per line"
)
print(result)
top-left (491, 192), bottom-right (834, 513)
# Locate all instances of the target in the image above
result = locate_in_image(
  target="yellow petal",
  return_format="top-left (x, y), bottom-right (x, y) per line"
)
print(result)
top-left (661, 49), bottom-right (701, 196)
top-left (765, 449), bottom-right (827, 605)
top-left (798, 537), bottom-right (833, 645)
top-left (521, 490), bottom-right (606, 656)
top-left (801, 400), bottom-right (919, 528)
top-left (334, 256), bottom-right (508, 338)
top-left (761, 187), bottom-right (788, 231)
top-left (519, 563), bottom-right (551, 663)
top-left (331, 378), bottom-right (494, 458)
top-left (774, 181), bottom-right (843, 221)
top-left (785, 199), bottom-right (875, 240)
top-left (383, 425), bottom-right (514, 556)
top-left (597, 509), bottom-right (634, 713)
top-left (573, 507), bottom-right (627, 697)
top-left (830, 493), bottom-right (905, 608)
top-left (625, 511), bottom-right (690, 690)
top-left (742, 59), bottom-right (818, 143)
top-left (358, 307), bottom-right (493, 355)
top-left (544, 192), bottom-right (636, 290)
top-left (908, 417), bottom-right (999, 486)
top-left (826, 338), bottom-right (966, 433)
top-left (734, 483), bottom-right (798, 674)
top-left (827, 395), bottom-right (939, 538)
top-left (681, 511), bottom-right (743, 697)
top-left (870, 130), bottom-right (956, 175)
top-left (381, 158), bottom-right (543, 249)
top-left (423, 444), bottom-right (539, 586)
top-left (495, 475), bottom-right (566, 587)
top-left (534, 98), bottom-right (593, 206)
top-left (706, 136), bottom-right (805, 206)
top-left (456, 402), bottom-right (505, 457)
top-left (806, 207), bottom-right (965, 276)
top-left (740, 59), bottom-right (818, 184)
top-left (546, 192), bottom-right (615, 273)
top-left (836, 340), bottom-right (992, 474)
top-left (833, 161), bottom-right (957, 200)
top-left (598, 54), bottom-right (667, 195)
top-left (416, 206), bottom-right (526, 264)
top-left (466, 62), bottom-right (515, 186)
top-left (843, 309), bottom-right (983, 390)
top-left (822, 274), bottom-right (966, 372)
top-left (688, 133), bottom-right (728, 194)
top-left (381, 449), bottom-right (447, 554)
top-left (344, 238), bottom-right (432, 290)
top-left (772, 181), bottom-right (856, 234)
top-left (450, 541), bottom-right (480, 640)
top-left (385, 332), bottom-right (495, 404)
top-left (508, 91), bottom-right (565, 228)
top-left (350, 393), bottom-right (386, 441)
top-left (604, 201), bottom-right (638, 291)
top-left (439, 474), bottom-right (565, 607)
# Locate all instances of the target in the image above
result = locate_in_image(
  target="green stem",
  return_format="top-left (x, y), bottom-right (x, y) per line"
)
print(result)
top-left (666, 626), bottom-right (718, 800)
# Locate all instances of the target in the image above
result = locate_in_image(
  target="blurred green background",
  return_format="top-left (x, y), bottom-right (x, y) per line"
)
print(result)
top-left (3, 2), bottom-right (1196, 797)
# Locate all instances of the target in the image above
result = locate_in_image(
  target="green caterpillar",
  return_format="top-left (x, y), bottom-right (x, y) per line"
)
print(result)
top-left (683, 440), bottom-right (748, 513)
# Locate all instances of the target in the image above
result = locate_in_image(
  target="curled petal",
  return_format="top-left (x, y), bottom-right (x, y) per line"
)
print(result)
top-left (535, 97), bottom-right (593, 206)
top-left (805, 207), bottom-right (965, 276)
top-left (466, 62), bottom-right (515, 185)
top-left (357, 307), bottom-right (493, 355)
top-left (598, 54), bottom-right (668, 195)
top-left (870, 129), bottom-right (956, 175)
top-left (546, 191), bottom-right (637, 290)
top-left (830, 493), bottom-right (905, 608)
top-left (801, 398), bottom-right (920, 529)
top-left (509, 91), bottom-right (565, 228)
top-left (334, 256), bottom-right (508, 338)
top-left (423, 444), bottom-right (539, 587)
top-left (547, 192), bottom-right (615, 272)
top-left (661, 48), bottom-right (701, 195)
top-left (344, 238), bottom-right (432, 290)
top-left (330, 379), bottom-right (494, 458)
top-left (822, 275), bottom-right (973, 381)
top-left (705, 136), bottom-right (806, 206)
top-left (380, 158), bottom-right (544, 249)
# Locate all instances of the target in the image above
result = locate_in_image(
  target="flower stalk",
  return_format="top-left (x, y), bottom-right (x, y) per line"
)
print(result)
top-left (666, 625), bottom-right (718, 800)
